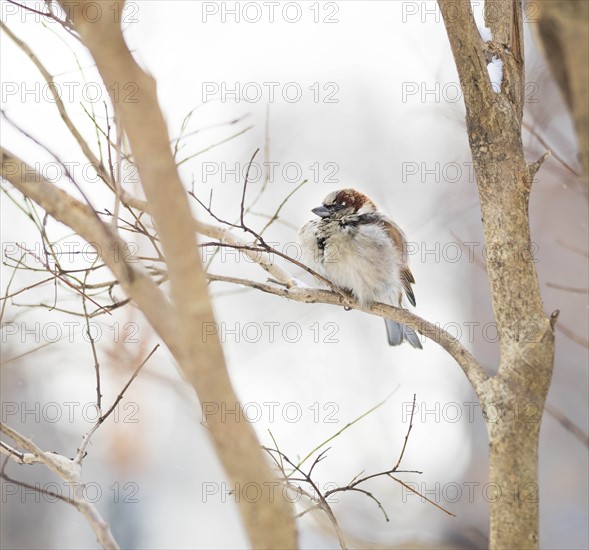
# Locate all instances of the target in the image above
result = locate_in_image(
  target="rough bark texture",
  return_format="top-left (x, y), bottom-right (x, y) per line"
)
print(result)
top-left (438, 1), bottom-right (556, 548)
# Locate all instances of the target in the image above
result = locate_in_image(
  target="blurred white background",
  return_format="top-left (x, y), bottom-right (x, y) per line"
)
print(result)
top-left (1, 1), bottom-right (587, 549)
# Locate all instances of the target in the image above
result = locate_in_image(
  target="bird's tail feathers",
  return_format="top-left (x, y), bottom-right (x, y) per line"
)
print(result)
top-left (384, 319), bottom-right (423, 349)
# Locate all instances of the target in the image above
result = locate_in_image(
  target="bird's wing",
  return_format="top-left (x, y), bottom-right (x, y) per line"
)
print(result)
top-left (381, 219), bottom-right (417, 307)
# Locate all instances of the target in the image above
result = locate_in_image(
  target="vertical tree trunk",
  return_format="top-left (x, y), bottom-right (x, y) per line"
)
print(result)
top-left (486, 387), bottom-right (545, 549)
top-left (476, 143), bottom-right (555, 550)
top-left (438, 1), bottom-right (557, 547)
top-left (477, 159), bottom-right (555, 550)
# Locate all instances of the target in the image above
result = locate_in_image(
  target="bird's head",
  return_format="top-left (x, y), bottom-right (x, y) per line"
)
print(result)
top-left (311, 188), bottom-right (377, 221)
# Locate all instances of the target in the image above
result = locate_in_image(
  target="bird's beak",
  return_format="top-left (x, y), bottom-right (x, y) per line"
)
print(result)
top-left (311, 205), bottom-right (331, 218)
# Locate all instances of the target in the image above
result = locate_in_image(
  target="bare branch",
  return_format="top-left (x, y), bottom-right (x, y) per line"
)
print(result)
top-left (1, 148), bottom-right (181, 354)
top-left (0, 22), bottom-right (109, 186)
top-left (258, 178), bottom-right (308, 238)
top-left (76, 344), bottom-right (159, 462)
top-left (528, 151), bottom-right (551, 180)
top-left (295, 388), bottom-right (399, 470)
top-left (206, 273), bottom-right (489, 398)
top-left (544, 403), bottom-right (589, 448)
top-left (264, 446), bottom-right (348, 550)
top-left (0, 469), bottom-right (76, 505)
top-left (0, 422), bottom-right (120, 549)
top-left (389, 475), bottom-right (456, 517)
top-left (392, 394), bottom-right (416, 471)
top-left (0, 441), bottom-right (42, 465)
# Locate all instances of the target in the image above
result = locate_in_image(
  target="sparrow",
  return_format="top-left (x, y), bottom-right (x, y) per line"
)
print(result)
top-left (299, 188), bottom-right (422, 348)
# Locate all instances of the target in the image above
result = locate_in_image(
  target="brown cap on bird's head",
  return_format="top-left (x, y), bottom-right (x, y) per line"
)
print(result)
top-left (311, 188), bottom-right (377, 217)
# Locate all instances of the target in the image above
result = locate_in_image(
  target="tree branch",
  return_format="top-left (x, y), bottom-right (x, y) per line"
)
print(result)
top-left (206, 273), bottom-right (489, 398)
top-left (1, 148), bottom-right (182, 356)
top-left (0, 423), bottom-right (119, 549)
top-left (0, 21), bottom-right (112, 188)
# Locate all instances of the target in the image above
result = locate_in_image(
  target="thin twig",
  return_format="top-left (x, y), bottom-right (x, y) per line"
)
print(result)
top-left (390, 475), bottom-right (456, 517)
top-left (76, 344), bottom-right (159, 462)
top-left (393, 394), bottom-right (416, 471)
top-left (1, 468), bottom-right (77, 504)
top-left (176, 126), bottom-right (253, 167)
top-left (258, 179), bottom-right (309, 238)
top-left (14, 244), bottom-right (112, 316)
top-left (264, 446), bottom-right (348, 550)
top-left (81, 257), bottom-right (103, 414)
top-left (296, 387), bottom-right (400, 470)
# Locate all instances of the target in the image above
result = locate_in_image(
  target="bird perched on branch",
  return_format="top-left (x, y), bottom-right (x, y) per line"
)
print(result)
top-left (299, 188), bottom-right (422, 348)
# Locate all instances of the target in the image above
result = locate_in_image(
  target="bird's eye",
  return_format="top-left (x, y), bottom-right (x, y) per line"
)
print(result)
top-left (332, 203), bottom-right (345, 211)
